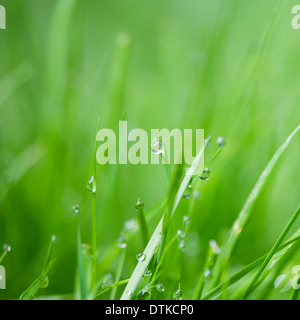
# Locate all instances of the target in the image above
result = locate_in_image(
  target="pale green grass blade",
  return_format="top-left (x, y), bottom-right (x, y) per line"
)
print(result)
top-left (121, 144), bottom-right (205, 300)
top-left (211, 125), bottom-right (300, 287)
top-left (0, 63), bottom-right (34, 109)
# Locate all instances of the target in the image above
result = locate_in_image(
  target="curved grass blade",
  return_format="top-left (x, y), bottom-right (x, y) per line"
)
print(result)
top-left (211, 125), bottom-right (300, 287)
top-left (202, 229), bottom-right (300, 300)
top-left (19, 236), bottom-right (56, 300)
top-left (242, 203), bottom-right (300, 299)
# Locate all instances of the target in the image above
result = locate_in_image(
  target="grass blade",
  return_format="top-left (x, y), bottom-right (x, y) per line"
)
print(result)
top-left (19, 236), bottom-right (56, 300)
top-left (120, 144), bottom-right (205, 300)
top-left (242, 203), bottom-right (300, 299)
top-left (211, 125), bottom-right (300, 287)
top-left (203, 229), bottom-right (300, 300)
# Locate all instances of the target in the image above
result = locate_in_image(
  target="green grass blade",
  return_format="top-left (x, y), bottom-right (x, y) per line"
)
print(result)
top-left (120, 144), bottom-right (205, 300)
top-left (110, 248), bottom-right (127, 300)
top-left (0, 63), bottom-right (34, 109)
top-left (211, 125), bottom-right (300, 287)
top-left (91, 119), bottom-right (101, 285)
top-left (19, 236), bottom-right (56, 300)
top-left (75, 210), bottom-right (88, 300)
top-left (203, 229), bottom-right (300, 300)
top-left (242, 203), bottom-right (300, 299)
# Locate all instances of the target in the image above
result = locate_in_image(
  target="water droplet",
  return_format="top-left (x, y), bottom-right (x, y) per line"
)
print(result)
top-left (137, 288), bottom-right (151, 300)
top-left (183, 215), bottom-right (191, 225)
top-left (200, 168), bottom-right (211, 181)
top-left (151, 138), bottom-right (165, 155)
top-left (123, 219), bottom-right (138, 234)
top-left (101, 281), bottom-right (112, 289)
top-left (72, 204), bottom-right (79, 214)
top-left (204, 269), bottom-right (212, 282)
top-left (217, 137), bottom-right (226, 148)
top-left (143, 270), bottom-right (152, 277)
top-left (86, 176), bottom-right (96, 194)
top-left (135, 198), bottom-right (144, 211)
top-left (205, 136), bottom-right (211, 147)
top-left (177, 229), bottom-right (185, 239)
top-left (178, 240), bottom-right (187, 252)
top-left (136, 252), bottom-right (146, 262)
top-left (3, 244), bottom-right (11, 252)
top-left (156, 283), bottom-right (165, 292)
top-left (209, 240), bottom-right (221, 255)
top-left (234, 221), bottom-right (242, 235)
top-left (173, 289), bottom-right (182, 300)
top-left (51, 235), bottom-right (57, 244)
top-left (182, 185), bottom-right (192, 199)
top-left (40, 276), bottom-right (49, 289)
top-left (127, 290), bottom-right (132, 296)
top-left (117, 236), bottom-right (127, 249)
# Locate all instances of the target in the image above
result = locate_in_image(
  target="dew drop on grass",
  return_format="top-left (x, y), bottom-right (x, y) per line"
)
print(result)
top-left (173, 289), bottom-right (182, 300)
top-left (200, 168), bottom-right (211, 181)
top-left (101, 281), bottom-right (112, 289)
top-left (156, 283), bottom-right (165, 292)
top-left (86, 176), bottom-right (96, 194)
top-left (72, 204), bottom-right (79, 214)
top-left (209, 239), bottom-right (221, 255)
top-left (135, 198), bottom-right (144, 211)
top-left (204, 269), bottom-right (212, 282)
top-left (3, 244), bottom-right (11, 252)
top-left (183, 215), bottom-right (191, 225)
top-left (127, 290), bottom-right (132, 296)
top-left (177, 229), bottom-right (185, 239)
top-left (117, 236), bottom-right (127, 249)
top-left (182, 185), bottom-right (192, 199)
top-left (205, 136), bottom-right (211, 147)
top-left (137, 288), bottom-right (151, 300)
top-left (217, 137), bottom-right (226, 148)
top-left (124, 219), bottom-right (138, 234)
top-left (178, 240), bottom-right (187, 252)
top-left (51, 235), bottom-right (57, 244)
top-left (143, 270), bottom-right (152, 277)
top-left (136, 252), bottom-right (146, 262)
top-left (151, 138), bottom-right (165, 155)
top-left (40, 276), bottom-right (49, 289)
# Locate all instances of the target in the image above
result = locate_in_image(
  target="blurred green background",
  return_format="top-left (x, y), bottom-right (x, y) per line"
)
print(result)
top-left (0, 0), bottom-right (299, 299)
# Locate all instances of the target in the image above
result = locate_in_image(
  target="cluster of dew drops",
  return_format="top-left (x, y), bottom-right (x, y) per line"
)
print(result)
top-left (70, 136), bottom-right (226, 299)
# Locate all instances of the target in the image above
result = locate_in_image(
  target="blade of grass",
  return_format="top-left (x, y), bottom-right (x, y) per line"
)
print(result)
top-left (210, 125), bottom-right (300, 288)
top-left (121, 143), bottom-right (205, 300)
top-left (19, 236), bottom-right (56, 300)
top-left (110, 248), bottom-right (127, 300)
top-left (0, 244), bottom-right (11, 264)
top-left (242, 203), bottom-right (300, 299)
top-left (75, 207), bottom-right (88, 300)
top-left (0, 63), bottom-right (34, 109)
top-left (90, 118), bottom-right (100, 285)
top-left (203, 229), bottom-right (300, 300)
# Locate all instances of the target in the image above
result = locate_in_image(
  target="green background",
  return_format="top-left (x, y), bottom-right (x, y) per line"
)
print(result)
top-left (0, 0), bottom-right (299, 299)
